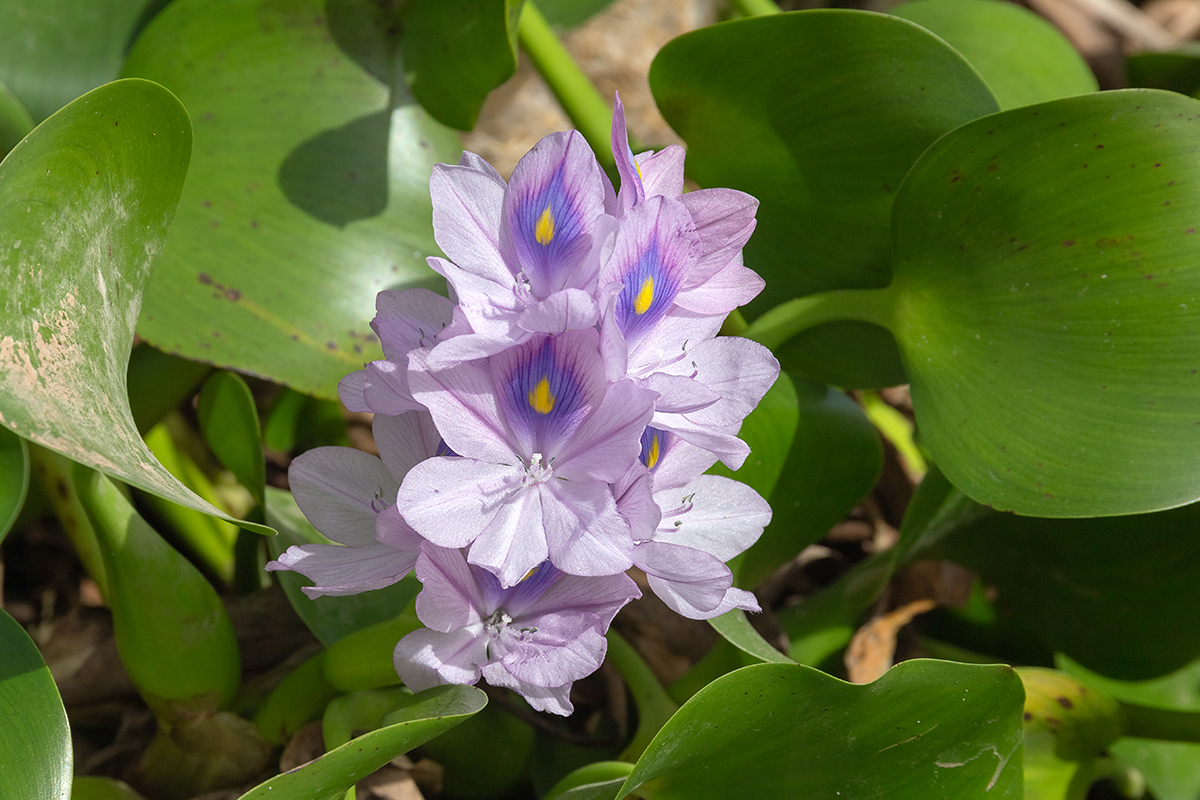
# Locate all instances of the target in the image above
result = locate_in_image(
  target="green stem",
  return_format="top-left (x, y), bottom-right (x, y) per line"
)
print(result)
top-left (730, 0), bottom-right (782, 15)
top-left (518, 1), bottom-right (615, 167)
top-left (1121, 701), bottom-right (1200, 743)
top-left (607, 630), bottom-right (679, 762)
top-left (28, 445), bottom-right (108, 597)
top-left (859, 390), bottom-right (927, 479)
top-left (742, 286), bottom-right (898, 351)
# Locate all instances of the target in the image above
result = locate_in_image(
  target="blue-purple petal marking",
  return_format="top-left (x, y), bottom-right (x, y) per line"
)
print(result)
top-left (496, 336), bottom-right (590, 454)
top-left (507, 133), bottom-right (600, 297)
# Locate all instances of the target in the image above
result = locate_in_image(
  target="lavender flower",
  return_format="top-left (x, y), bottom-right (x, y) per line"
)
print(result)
top-left (423, 134), bottom-right (616, 363)
top-left (266, 413), bottom-right (439, 596)
top-left (394, 542), bottom-right (640, 716)
top-left (398, 328), bottom-right (657, 587)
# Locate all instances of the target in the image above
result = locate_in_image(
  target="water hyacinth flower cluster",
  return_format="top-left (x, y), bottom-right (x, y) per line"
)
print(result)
top-left (268, 96), bottom-right (778, 716)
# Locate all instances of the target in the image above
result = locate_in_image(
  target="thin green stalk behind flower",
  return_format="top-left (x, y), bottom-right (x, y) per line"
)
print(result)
top-left (518, 1), bottom-right (616, 168)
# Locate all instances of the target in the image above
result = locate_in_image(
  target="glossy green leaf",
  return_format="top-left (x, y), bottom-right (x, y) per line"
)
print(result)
top-left (891, 0), bottom-right (1097, 111)
top-left (71, 776), bottom-right (147, 800)
top-left (707, 371), bottom-right (797, 500)
top-left (932, 499), bottom-right (1200, 680)
top-left (401, 0), bottom-right (522, 131)
top-left (737, 375), bottom-right (881, 589)
top-left (707, 609), bottom-right (793, 664)
top-left (123, 0), bottom-right (461, 400)
top-left (0, 77), bottom-right (33, 159)
top-left (0, 78), bottom-right (272, 534)
top-left (239, 684), bottom-right (486, 800)
top-left (619, 660), bottom-right (1024, 799)
top-left (265, 486), bottom-right (418, 647)
top-left (1063, 656), bottom-right (1200, 799)
top-left (197, 371), bottom-right (265, 509)
top-left (74, 464), bottom-right (241, 710)
top-left (0, 427), bottom-right (29, 545)
top-left (0, 0), bottom-right (156, 123)
top-left (892, 90), bottom-right (1200, 516)
top-left (545, 763), bottom-right (634, 800)
top-left (0, 608), bottom-right (71, 800)
top-left (650, 10), bottom-right (998, 386)
top-left (1127, 45), bottom-right (1200, 96)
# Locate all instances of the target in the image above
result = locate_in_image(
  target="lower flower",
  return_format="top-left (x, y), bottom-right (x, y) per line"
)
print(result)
top-left (394, 542), bottom-right (640, 716)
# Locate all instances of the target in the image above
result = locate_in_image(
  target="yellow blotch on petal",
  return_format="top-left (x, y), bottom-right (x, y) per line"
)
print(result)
top-left (535, 204), bottom-right (555, 245)
top-left (528, 376), bottom-right (556, 415)
top-left (634, 276), bottom-right (655, 315)
top-left (645, 433), bottom-right (661, 470)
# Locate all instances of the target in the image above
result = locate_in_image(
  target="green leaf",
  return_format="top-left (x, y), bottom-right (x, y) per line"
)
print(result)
top-left (544, 763), bottom-right (634, 800)
top-left (0, 427), bottom-right (29, 545)
top-left (401, 0), bottom-right (522, 131)
top-left (0, 608), bottom-right (71, 800)
top-left (0, 78), bottom-right (271, 534)
top-left (0, 77), bottom-right (33, 158)
top-left (122, 0), bottom-right (461, 400)
top-left (74, 464), bottom-right (241, 711)
top-left (706, 371), bottom-right (797, 499)
top-left (737, 375), bottom-right (881, 589)
top-left (891, 89), bottom-right (1200, 516)
top-left (707, 609), bottom-right (793, 664)
top-left (891, 0), bottom-right (1097, 111)
top-left (650, 10), bottom-right (998, 386)
top-left (1062, 656), bottom-right (1200, 799)
top-left (620, 660), bottom-right (1024, 799)
top-left (932, 499), bottom-right (1200, 680)
top-left (0, 0), bottom-right (157, 123)
top-left (197, 371), bottom-right (265, 509)
top-left (265, 486), bottom-right (418, 647)
top-left (238, 684), bottom-right (486, 800)
top-left (71, 776), bottom-right (147, 800)
top-left (1127, 45), bottom-right (1200, 96)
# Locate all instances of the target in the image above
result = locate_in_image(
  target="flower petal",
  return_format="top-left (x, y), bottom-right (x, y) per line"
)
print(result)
top-left (394, 626), bottom-right (487, 691)
top-left (653, 474), bottom-right (772, 561)
top-left (516, 288), bottom-right (600, 335)
top-left (542, 479), bottom-right (635, 577)
top-left (412, 543), bottom-right (488, 632)
top-left (634, 540), bottom-right (731, 618)
top-left (373, 411), bottom-right (443, 484)
top-left (480, 662), bottom-right (575, 716)
top-left (430, 157), bottom-right (509, 283)
top-left (398, 457), bottom-right (522, 550)
top-left (265, 542), bottom-right (416, 597)
top-left (408, 349), bottom-right (517, 462)
top-left (372, 288), bottom-right (456, 361)
top-left (289, 447), bottom-right (399, 547)
top-left (502, 130), bottom-right (606, 297)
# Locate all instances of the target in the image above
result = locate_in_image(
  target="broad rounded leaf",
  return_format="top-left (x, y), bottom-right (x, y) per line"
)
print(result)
top-left (0, 0), bottom-right (155, 123)
top-left (238, 685), bottom-right (486, 800)
top-left (650, 10), bottom-right (998, 386)
top-left (123, 0), bottom-right (461, 399)
top-left (0, 608), bottom-right (71, 800)
top-left (0, 78), bottom-right (270, 533)
top-left (401, 0), bottom-right (522, 131)
top-left (737, 375), bottom-right (881, 589)
top-left (932, 500), bottom-right (1200, 680)
top-left (0, 427), bottom-right (29, 545)
top-left (893, 90), bottom-right (1200, 516)
top-left (892, 0), bottom-right (1097, 111)
top-left (620, 660), bottom-right (1024, 799)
